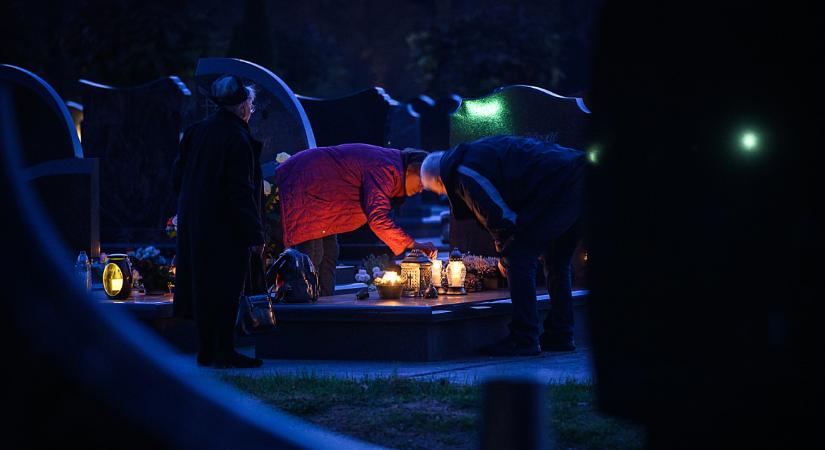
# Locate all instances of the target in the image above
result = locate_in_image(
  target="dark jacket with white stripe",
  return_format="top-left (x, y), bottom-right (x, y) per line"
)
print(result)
top-left (439, 135), bottom-right (586, 253)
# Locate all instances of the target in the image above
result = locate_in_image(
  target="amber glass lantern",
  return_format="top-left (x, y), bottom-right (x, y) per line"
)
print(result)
top-left (446, 248), bottom-right (466, 295)
top-left (102, 253), bottom-right (133, 300)
top-left (400, 249), bottom-right (433, 297)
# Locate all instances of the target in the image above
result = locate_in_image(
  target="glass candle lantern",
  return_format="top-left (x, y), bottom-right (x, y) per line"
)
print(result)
top-left (400, 248), bottom-right (433, 297)
top-left (431, 258), bottom-right (446, 294)
top-left (446, 248), bottom-right (466, 295)
top-left (102, 253), bottom-right (133, 300)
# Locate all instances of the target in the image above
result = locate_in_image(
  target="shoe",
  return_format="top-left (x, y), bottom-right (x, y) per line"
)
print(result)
top-left (213, 352), bottom-right (264, 369)
top-left (540, 335), bottom-right (576, 352)
top-left (481, 337), bottom-right (541, 357)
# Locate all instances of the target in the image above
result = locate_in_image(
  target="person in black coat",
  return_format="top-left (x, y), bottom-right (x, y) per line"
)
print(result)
top-left (172, 75), bottom-right (264, 368)
top-left (420, 135), bottom-right (587, 356)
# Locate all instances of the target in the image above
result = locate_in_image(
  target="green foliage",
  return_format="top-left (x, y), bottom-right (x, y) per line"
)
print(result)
top-left (407, 3), bottom-right (565, 98)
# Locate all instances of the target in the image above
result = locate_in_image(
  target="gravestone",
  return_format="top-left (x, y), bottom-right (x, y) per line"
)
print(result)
top-left (297, 87), bottom-right (395, 147)
top-left (0, 64), bottom-right (99, 259)
top-left (410, 94), bottom-right (461, 151)
top-left (80, 76), bottom-right (191, 247)
top-left (386, 102), bottom-right (421, 149)
top-left (194, 57), bottom-right (316, 176)
top-left (448, 85), bottom-right (591, 256)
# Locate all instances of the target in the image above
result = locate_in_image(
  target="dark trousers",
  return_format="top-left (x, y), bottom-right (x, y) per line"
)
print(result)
top-left (192, 248), bottom-right (248, 361)
top-left (295, 235), bottom-right (338, 297)
top-left (500, 221), bottom-right (581, 346)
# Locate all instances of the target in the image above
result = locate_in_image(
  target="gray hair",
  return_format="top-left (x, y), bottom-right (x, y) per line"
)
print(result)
top-left (420, 151), bottom-right (443, 179)
top-left (212, 76), bottom-right (256, 115)
top-left (420, 151), bottom-right (445, 193)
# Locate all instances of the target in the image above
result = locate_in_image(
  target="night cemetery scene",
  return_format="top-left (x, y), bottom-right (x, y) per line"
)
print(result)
top-left (2, 1), bottom-right (822, 449)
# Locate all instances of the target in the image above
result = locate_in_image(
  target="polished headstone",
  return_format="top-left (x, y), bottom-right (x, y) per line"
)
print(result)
top-left (80, 76), bottom-right (190, 246)
top-left (410, 94), bottom-right (461, 151)
top-left (297, 87), bottom-right (395, 147)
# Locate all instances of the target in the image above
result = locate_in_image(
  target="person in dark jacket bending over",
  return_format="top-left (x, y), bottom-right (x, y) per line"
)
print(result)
top-left (173, 75), bottom-right (264, 368)
top-left (420, 135), bottom-right (586, 356)
top-left (275, 145), bottom-right (437, 297)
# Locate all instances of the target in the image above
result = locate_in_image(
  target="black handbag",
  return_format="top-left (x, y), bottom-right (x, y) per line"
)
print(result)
top-left (236, 252), bottom-right (277, 336)
top-left (236, 293), bottom-right (277, 336)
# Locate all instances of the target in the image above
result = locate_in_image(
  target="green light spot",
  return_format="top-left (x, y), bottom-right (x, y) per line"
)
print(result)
top-left (740, 131), bottom-right (759, 152)
top-left (464, 99), bottom-right (503, 118)
top-left (586, 145), bottom-right (600, 164)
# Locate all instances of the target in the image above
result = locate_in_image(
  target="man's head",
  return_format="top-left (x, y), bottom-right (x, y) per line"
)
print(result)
top-left (211, 75), bottom-right (256, 123)
top-left (401, 148), bottom-right (428, 196)
top-left (420, 151), bottom-right (446, 195)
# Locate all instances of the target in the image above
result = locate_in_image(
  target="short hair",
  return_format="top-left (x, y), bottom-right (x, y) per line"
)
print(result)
top-left (401, 148), bottom-right (428, 171)
top-left (212, 75), bottom-right (256, 115)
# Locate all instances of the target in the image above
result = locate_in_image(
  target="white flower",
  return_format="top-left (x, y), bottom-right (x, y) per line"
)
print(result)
top-left (263, 180), bottom-right (272, 196)
top-left (276, 152), bottom-right (291, 163)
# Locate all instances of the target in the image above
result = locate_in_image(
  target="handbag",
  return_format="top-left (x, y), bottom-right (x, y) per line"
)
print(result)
top-left (236, 292), bottom-right (277, 336)
top-left (236, 251), bottom-right (277, 336)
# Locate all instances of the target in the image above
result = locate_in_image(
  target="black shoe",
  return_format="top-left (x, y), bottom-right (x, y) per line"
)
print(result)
top-left (213, 352), bottom-right (264, 369)
top-left (481, 337), bottom-right (541, 357)
top-left (540, 335), bottom-right (576, 352)
top-left (196, 352), bottom-right (213, 367)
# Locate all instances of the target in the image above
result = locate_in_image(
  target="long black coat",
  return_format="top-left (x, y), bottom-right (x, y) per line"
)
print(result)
top-left (439, 135), bottom-right (586, 252)
top-left (172, 110), bottom-right (264, 319)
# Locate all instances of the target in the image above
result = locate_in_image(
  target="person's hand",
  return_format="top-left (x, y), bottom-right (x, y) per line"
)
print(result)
top-left (498, 260), bottom-right (508, 278)
top-left (412, 241), bottom-right (438, 259)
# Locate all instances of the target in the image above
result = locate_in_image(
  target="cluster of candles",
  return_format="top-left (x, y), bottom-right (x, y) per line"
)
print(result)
top-left (374, 248), bottom-right (466, 298)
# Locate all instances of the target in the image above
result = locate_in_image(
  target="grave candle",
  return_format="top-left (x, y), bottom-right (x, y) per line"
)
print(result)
top-left (446, 248), bottom-right (466, 295)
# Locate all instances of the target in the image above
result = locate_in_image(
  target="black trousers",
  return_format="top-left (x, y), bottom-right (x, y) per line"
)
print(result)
top-left (500, 221), bottom-right (582, 346)
top-left (295, 234), bottom-right (339, 297)
top-left (191, 248), bottom-right (248, 361)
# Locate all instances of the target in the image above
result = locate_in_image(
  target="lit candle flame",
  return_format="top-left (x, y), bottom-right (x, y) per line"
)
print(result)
top-left (382, 271), bottom-right (400, 285)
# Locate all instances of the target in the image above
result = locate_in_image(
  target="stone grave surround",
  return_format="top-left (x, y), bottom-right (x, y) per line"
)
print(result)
top-left (447, 85), bottom-right (591, 257)
top-left (80, 76), bottom-right (190, 247)
top-left (0, 64), bottom-right (99, 259)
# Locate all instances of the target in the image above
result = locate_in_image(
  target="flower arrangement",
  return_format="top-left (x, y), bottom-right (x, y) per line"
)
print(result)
top-left (128, 246), bottom-right (174, 294)
top-left (462, 254), bottom-right (501, 291)
top-left (462, 254), bottom-right (500, 278)
top-left (361, 254), bottom-right (394, 284)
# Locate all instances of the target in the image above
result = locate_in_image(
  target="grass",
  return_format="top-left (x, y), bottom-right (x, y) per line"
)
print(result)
top-left (223, 373), bottom-right (645, 449)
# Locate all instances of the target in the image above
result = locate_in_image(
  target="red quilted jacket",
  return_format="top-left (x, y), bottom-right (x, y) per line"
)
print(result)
top-left (274, 143), bottom-right (414, 255)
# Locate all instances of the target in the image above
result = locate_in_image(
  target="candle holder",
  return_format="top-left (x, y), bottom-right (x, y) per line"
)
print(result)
top-left (375, 270), bottom-right (403, 299)
top-left (431, 258), bottom-right (447, 294)
top-left (400, 249), bottom-right (433, 297)
top-left (445, 248), bottom-right (466, 295)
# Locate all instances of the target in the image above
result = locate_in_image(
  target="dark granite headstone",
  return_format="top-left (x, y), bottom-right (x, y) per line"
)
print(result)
top-left (194, 57), bottom-right (316, 175)
top-left (297, 87), bottom-right (395, 147)
top-left (0, 64), bottom-right (99, 259)
top-left (387, 102), bottom-right (421, 149)
top-left (410, 94), bottom-right (462, 151)
top-left (448, 85), bottom-right (591, 256)
top-left (80, 76), bottom-right (191, 247)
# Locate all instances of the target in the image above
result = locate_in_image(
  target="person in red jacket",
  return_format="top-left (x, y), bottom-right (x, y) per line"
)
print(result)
top-left (274, 144), bottom-right (436, 296)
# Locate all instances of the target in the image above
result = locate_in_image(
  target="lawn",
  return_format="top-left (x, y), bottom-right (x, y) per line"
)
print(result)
top-left (223, 374), bottom-right (645, 449)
